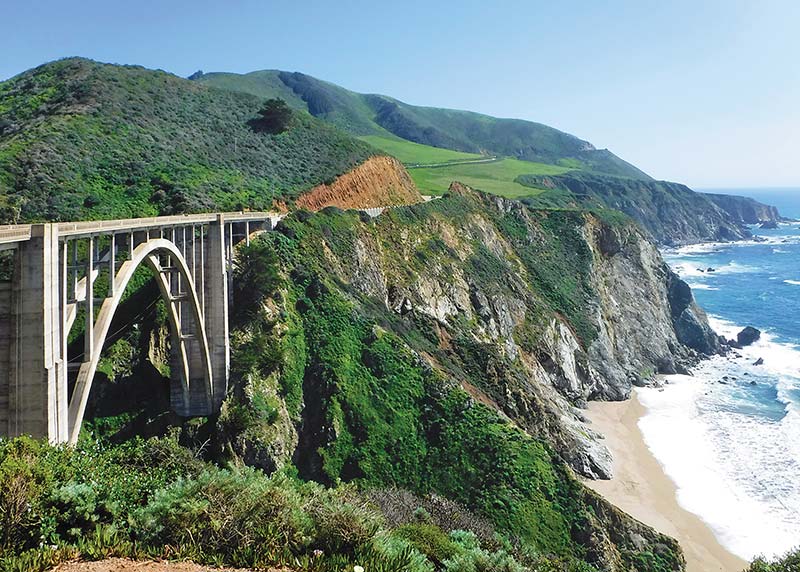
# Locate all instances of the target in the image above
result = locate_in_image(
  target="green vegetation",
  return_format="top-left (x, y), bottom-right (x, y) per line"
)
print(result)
top-left (197, 69), bottom-right (651, 179)
top-left (250, 98), bottom-right (293, 134)
top-left (358, 135), bottom-right (483, 165)
top-left (0, 435), bottom-right (542, 572)
top-left (194, 67), bottom-right (752, 243)
top-left (0, 190), bottom-right (686, 571)
top-left (409, 157), bottom-right (569, 197)
top-left (227, 228), bottom-right (598, 564)
top-left (210, 193), bottom-right (683, 571)
top-left (747, 549), bottom-right (800, 571)
top-left (0, 58), bottom-right (375, 223)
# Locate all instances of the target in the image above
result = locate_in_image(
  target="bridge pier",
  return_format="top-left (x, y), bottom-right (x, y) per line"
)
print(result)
top-left (204, 215), bottom-right (230, 409)
top-left (6, 224), bottom-right (68, 441)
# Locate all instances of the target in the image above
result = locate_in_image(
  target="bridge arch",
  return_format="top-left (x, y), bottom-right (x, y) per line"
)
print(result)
top-left (66, 238), bottom-right (214, 444)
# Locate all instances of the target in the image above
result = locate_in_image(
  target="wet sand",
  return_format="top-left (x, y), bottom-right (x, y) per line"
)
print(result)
top-left (583, 392), bottom-right (748, 572)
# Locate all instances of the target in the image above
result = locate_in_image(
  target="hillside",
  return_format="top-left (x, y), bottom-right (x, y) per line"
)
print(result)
top-left (195, 70), bottom-right (650, 179)
top-left (3, 186), bottom-right (719, 571)
top-left (196, 68), bottom-right (785, 245)
top-left (518, 172), bottom-right (753, 245)
top-left (0, 58), bottom-right (779, 245)
top-left (0, 58), bottom-right (377, 222)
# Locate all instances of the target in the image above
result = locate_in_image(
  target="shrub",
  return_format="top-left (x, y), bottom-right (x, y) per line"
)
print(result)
top-left (748, 548), bottom-right (800, 572)
top-left (48, 482), bottom-right (104, 540)
top-left (396, 523), bottom-right (458, 566)
top-left (371, 532), bottom-right (435, 572)
top-left (0, 437), bottom-right (47, 552)
top-left (310, 496), bottom-right (383, 556)
top-left (133, 467), bottom-right (313, 560)
top-left (0, 434), bottom-right (200, 555)
top-left (443, 530), bottom-right (526, 572)
top-left (367, 488), bottom-right (497, 545)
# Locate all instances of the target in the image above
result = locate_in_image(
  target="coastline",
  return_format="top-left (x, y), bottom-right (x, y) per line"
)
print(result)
top-left (583, 392), bottom-right (748, 572)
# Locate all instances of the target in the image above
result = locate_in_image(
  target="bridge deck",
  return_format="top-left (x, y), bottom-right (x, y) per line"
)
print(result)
top-left (0, 211), bottom-right (281, 246)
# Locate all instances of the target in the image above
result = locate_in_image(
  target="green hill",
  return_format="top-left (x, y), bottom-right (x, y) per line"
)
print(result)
top-left (195, 69), bottom-right (650, 179)
top-left (0, 58), bottom-right (375, 222)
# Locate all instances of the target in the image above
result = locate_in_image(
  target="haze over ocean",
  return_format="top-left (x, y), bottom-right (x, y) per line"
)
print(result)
top-left (651, 189), bottom-right (800, 560)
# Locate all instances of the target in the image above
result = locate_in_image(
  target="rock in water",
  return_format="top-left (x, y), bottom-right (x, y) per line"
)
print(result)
top-left (759, 220), bottom-right (779, 229)
top-left (737, 326), bottom-right (761, 347)
top-left (666, 273), bottom-right (720, 355)
top-left (753, 357), bottom-right (764, 366)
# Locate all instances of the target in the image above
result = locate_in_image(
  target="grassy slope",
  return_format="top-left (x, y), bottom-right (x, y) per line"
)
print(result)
top-left (357, 135), bottom-right (565, 198)
top-left (0, 59), bottom-right (375, 222)
top-left (358, 135), bottom-right (482, 164)
top-left (196, 70), bottom-right (650, 180)
top-left (409, 157), bottom-right (569, 197)
top-left (196, 69), bottom-right (761, 244)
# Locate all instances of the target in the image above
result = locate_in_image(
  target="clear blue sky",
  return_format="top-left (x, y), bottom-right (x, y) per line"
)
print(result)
top-left (3, 0), bottom-right (798, 188)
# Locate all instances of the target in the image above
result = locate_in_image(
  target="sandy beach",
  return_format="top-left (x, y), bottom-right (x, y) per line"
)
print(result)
top-left (583, 392), bottom-right (748, 572)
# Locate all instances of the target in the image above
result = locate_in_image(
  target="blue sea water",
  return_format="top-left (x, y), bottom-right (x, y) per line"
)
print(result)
top-left (638, 188), bottom-right (800, 561)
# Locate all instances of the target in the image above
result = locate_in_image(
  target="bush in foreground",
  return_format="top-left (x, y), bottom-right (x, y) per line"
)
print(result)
top-left (748, 549), bottom-right (800, 572)
top-left (0, 436), bottom-right (537, 572)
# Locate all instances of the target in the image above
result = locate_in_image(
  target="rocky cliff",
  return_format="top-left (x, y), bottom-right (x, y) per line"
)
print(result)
top-left (702, 192), bottom-right (783, 224)
top-left (519, 172), bottom-right (753, 245)
top-left (234, 182), bottom-right (717, 477)
top-left (213, 184), bottom-right (723, 570)
top-left (295, 155), bottom-right (422, 210)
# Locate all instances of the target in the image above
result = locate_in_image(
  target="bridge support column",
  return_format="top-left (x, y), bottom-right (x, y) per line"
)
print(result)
top-left (0, 282), bottom-right (12, 436)
top-left (204, 215), bottom-right (229, 409)
top-left (7, 224), bottom-right (67, 441)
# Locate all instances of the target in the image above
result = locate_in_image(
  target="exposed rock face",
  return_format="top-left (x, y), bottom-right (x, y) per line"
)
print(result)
top-left (228, 186), bottom-right (694, 570)
top-left (274, 183), bottom-right (714, 479)
top-left (703, 193), bottom-right (783, 224)
top-left (295, 155), bottom-right (422, 210)
top-left (733, 326), bottom-right (761, 348)
top-left (520, 172), bottom-right (752, 245)
top-left (667, 273), bottom-right (721, 355)
top-left (583, 216), bottom-right (706, 399)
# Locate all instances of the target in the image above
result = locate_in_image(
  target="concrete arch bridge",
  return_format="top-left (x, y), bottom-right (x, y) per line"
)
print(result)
top-left (0, 212), bottom-right (282, 444)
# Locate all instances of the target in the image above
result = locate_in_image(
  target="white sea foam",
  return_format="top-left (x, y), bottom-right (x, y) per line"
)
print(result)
top-left (670, 261), bottom-right (755, 278)
top-left (784, 279), bottom-right (800, 286)
top-left (666, 235), bottom-right (800, 258)
top-left (638, 314), bottom-right (800, 560)
top-left (687, 282), bottom-right (719, 290)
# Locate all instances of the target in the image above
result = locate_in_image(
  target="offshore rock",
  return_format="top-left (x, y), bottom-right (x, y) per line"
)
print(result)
top-left (736, 326), bottom-right (761, 347)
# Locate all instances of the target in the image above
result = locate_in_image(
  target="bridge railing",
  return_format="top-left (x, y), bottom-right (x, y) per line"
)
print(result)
top-left (0, 211), bottom-right (282, 247)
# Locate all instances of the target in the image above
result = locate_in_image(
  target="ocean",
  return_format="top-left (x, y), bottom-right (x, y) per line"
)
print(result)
top-left (640, 188), bottom-right (800, 561)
